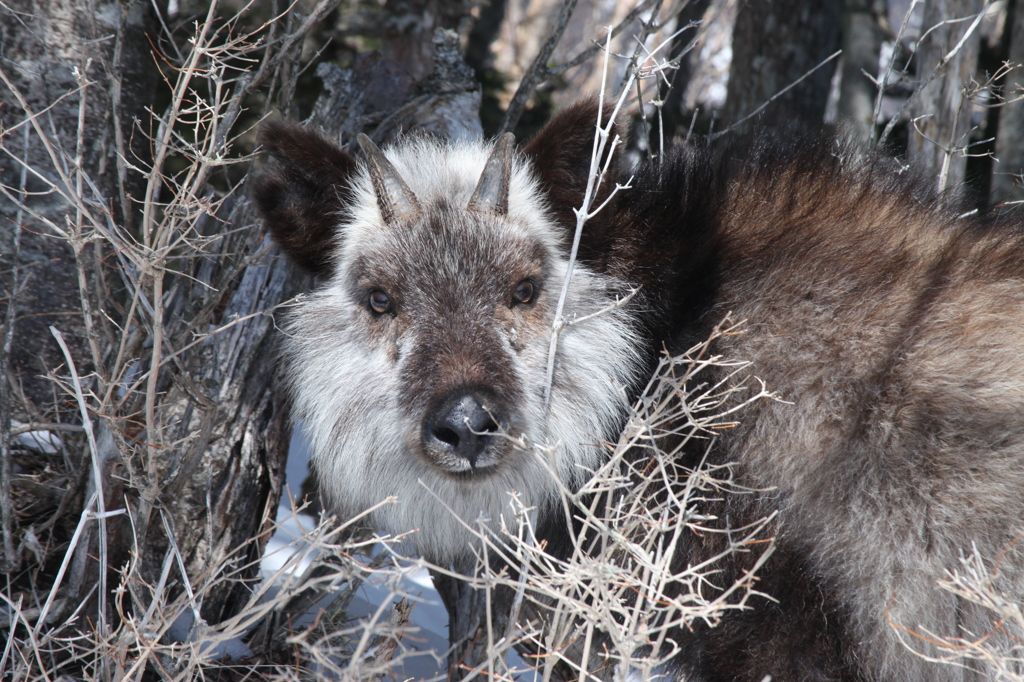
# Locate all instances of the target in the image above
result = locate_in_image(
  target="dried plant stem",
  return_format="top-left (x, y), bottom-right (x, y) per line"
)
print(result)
top-left (876, 1), bottom-right (992, 149)
top-left (50, 327), bottom-right (112, 639)
top-left (543, 36), bottom-right (612, 408)
top-left (31, 490), bottom-right (97, 641)
top-left (71, 63), bottom-right (107, 390)
top-left (501, 0), bottom-right (678, 135)
top-left (709, 49), bottom-right (842, 140)
top-left (544, 21), bottom-right (684, 410)
top-left (870, 0), bottom-right (922, 147)
top-left (447, 318), bottom-right (778, 680)
top-left (549, 0), bottom-right (666, 78)
top-left (248, 0), bottom-right (345, 92)
top-left (0, 70), bottom-right (105, 238)
top-left (0, 120), bottom-right (31, 575)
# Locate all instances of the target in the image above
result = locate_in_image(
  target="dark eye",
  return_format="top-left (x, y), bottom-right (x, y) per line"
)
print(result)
top-left (513, 279), bottom-right (535, 305)
top-left (368, 289), bottom-right (392, 314)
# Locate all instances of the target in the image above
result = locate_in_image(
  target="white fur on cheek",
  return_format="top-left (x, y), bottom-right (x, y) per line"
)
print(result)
top-left (521, 265), bottom-right (643, 487)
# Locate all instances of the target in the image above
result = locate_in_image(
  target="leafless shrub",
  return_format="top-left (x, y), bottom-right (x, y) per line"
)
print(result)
top-left (0, 1), bottom-right (428, 678)
top-left (896, 540), bottom-right (1024, 680)
top-left (430, 319), bottom-right (777, 681)
top-left (871, 0), bottom-right (1023, 193)
top-left (0, 494), bottom-right (433, 680)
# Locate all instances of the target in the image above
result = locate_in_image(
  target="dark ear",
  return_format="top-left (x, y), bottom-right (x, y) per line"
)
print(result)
top-left (251, 121), bottom-right (358, 277)
top-left (522, 98), bottom-right (622, 236)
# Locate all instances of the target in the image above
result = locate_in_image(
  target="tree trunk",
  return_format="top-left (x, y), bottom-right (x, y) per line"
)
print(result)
top-left (375, 0), bottom-right (472, 80)
top-left (0, 0), bottom-right (149, 422)
top-left (0, 0), bottom-right (311, 655)
top-left (722, 0), bottom-right (841, 130)
top-left (137, 211), bottom-right (306, 624)
top-left (0, 0), bottom-right (156, 594)
top-left (907, 0), bottom-right (985, 192)
top-left (660, 0), bottom-right (713, 141)
top-left (838, 0), bottom-right (886, 145)
top-left (992, 0), bottom-right (1024, 206)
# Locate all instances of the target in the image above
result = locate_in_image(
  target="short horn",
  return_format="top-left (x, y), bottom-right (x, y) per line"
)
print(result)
top-left (467, 132), bottom-right (515, 216)
top-left (357, 133), bottom-right (421, 223)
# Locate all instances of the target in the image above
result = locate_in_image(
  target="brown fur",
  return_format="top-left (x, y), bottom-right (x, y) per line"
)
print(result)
top-left (595, 128), bottom-right (1024, 681)
top-left (522, 99), bottom-right (621, 261)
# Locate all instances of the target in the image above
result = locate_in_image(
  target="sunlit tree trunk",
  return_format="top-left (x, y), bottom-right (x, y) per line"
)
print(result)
top-left (838, 0), bottom-right (886, 144)
top-left (907, 0), bottom-right (985, 192)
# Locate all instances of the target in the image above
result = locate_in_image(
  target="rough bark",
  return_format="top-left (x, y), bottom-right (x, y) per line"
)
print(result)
top-left (0, 0), bottom-right (149, 417)
top-left (907, 0), bottom-right (985, 192)
top-left (376, 0), bottom-right (471, 80)
top-left (138, 208), bottom-right (307, 624)
top-left (722, 0), bottom-right (842, 129)
top-left (992, 0), bottom-right (1024, 206)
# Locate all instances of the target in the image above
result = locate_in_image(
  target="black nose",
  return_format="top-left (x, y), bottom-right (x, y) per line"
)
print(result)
top-left (424, 391), bottom-right (505, 467)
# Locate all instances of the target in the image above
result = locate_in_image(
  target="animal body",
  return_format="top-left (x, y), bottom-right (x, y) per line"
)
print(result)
top-left (253, 100), bottom-right (1024, 681)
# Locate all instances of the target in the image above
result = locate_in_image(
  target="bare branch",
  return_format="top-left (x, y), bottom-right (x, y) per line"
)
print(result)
top-left (500, 0), bottom-right (580, 134)
top-left (876, 0), bottom-right (992, 148)
top-left (710, 49), bottom-right (842, 141)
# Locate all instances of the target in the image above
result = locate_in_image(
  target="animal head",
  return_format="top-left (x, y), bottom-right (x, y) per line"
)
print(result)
top-left (252, 102), bottom-right (642, 561)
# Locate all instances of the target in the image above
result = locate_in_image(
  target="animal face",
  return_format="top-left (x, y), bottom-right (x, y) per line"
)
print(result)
top-left (255, 120), bottom-right (641, 560)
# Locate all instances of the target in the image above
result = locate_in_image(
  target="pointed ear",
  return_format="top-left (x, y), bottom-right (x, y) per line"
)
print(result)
top-left (251, 121), bottom-right (358, 277)
top-left (522, 99), bottom-right (622, 235)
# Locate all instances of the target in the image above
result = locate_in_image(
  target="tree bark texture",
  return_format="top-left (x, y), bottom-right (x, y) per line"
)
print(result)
top-left (135, 214), bottom-right (306, 624)
top-left (907, 0), bottom-right (985, 192)
top-left (0, 0), bottom-right (154, 415)
top-left (385, 1), bottom-right (470, 79)
top-left (723, 0), bottom-right (842, 129)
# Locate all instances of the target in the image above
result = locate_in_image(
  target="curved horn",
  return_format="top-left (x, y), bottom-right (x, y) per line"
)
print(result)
top-left (357, 133), bottom-right (421, 223)
top-left (467, 132), bottom-right (515, 216)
